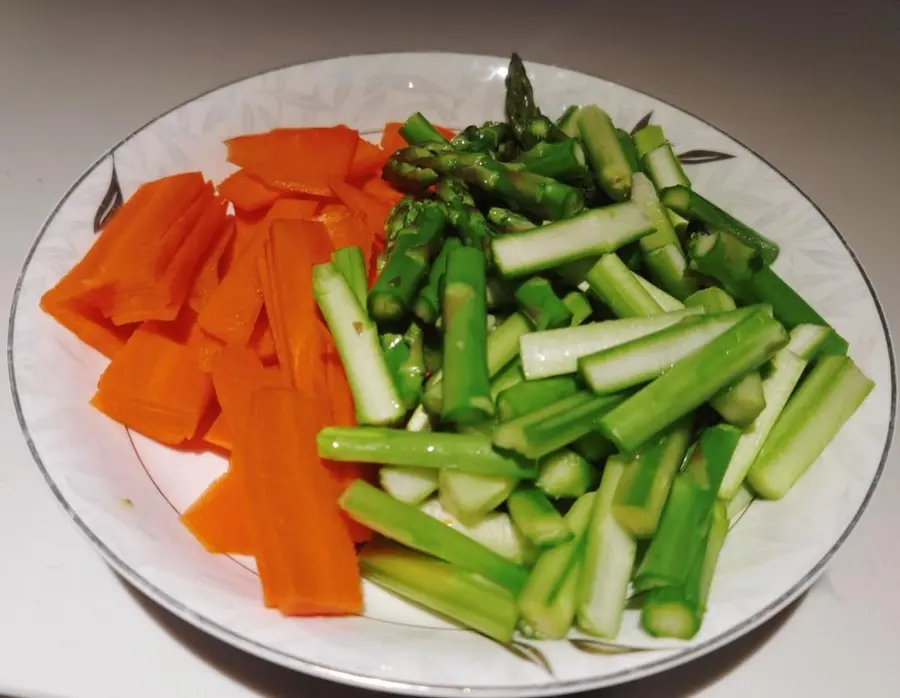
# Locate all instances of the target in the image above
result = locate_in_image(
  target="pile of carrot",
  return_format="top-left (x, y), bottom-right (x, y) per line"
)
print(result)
top-left (40, 120), bottom-right (453, 616)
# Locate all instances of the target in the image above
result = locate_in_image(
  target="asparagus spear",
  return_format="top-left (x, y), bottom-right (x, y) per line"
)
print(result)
top-left (514, 276), bottom-right (574, 330)
top-left (536, 448), bottom-right (598, 499)
top-left (413, 237), bottom-right (462, 324)
top-left (496, 375), bottom-right (580, 422)
top-left (557, 105), bottom-right (581, 137)
top-left (491, 203), bottom-right (655, 278)
top-left (508, 487), bottom-right (574, 548)
top-left (643, 244), bottom-right (697, 301)
top-left (380, 466), bottom-right (439, 505)
top-left (632, 125), bottom-right (665, 160)
top-left (368, 200), bottom-right (447, 323)
top-left (598, 308), bottom-right (789, 453)
top-left (747, 355), bottom-right (874, 499)
top-left (490, 358), bottom-right (525, 400)
top-left (434, 178), bottom-right (493, 255)
top-left (313, 263), bottom-right (405, 426)
top-left (726, 484), bottom-right (755, 522)
top-left (331, 246), bottom-right (368, 309)
top-left (684, 287), bottom-right (737, 313)
top-left (450, 121), bottom-right (516, 158)
top-left (399, 112), bottom-right (450, 145)
top-left (585, 254), bottom-right (664, 318)
top-left (631, 270), bottom-right (686, 312)
top-left (505, 52), bottom-right (540, 143)
top-left (576, 455), bottom-right (638, 638)
top-left (709, 371), bottom-right (766, 427)
top-left (487, 206), bottom-right (536, 233)
top-left (380, 324), bottom-right (426, 410)
top-left (639, 140), bottom-right (691, 234)
top-left (616, 128), bottom-right (641, 174)
top-left (786, 324), bottom-right (836, 362)
top-left (441, 246), bottom-right (494, 425)
top-left (516, 140), bottom-right (588, 179)
top-left (564, 291), bottom-right (594, 326)
top-left (318, 427), bottom-right (537, 478)
top-left (439, 471), bottom-right (519, 526)
top-left (577, 105), bottom-right (633, 201)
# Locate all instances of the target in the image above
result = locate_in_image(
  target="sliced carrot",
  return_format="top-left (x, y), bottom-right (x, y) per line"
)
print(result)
top-left (329, 178), bottom-right (393, 246)
top-left (91, 309), bottom-right (214, 444)
top-left (217, 169), bottom-right (280, 213)
top-left (187, 217), bottom-right (236, 314)
top-left (40, 293), bottom-right (135, 359)
top-left (196, 329), bottom-right (225, 373)
top-left (203, 411), bottom-right (233, 452)
top-left (314, 206), bottom-right (372, 264)
top-left (226, 126), bottom-right (359, 197)
top-left (232, 387), bottom-right (362, 615)
top-left (248, 311), bottom-right (278, 366)
top-left (348, 138), bottom-right (388, 180)
top-left (180, 471), bottom-right (252, 555)
top-left (210, 345), bottom-right (287, 432)
top-left (361, 176), bottom-right (406, 205)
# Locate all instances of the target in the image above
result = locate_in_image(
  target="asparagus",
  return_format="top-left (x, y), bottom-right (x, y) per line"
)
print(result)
top-left (434, 178), bottom-right (493, 254)
top-left (536, 448), bottom-right (598, 499)
top-left (662, 185), bottom-right (780, 265)
top-left (631, 172), bottom-right (680, 252)
top-left (487, 206), bottom-right (536, 233)
top-left (639, 141), bottom-right (691, 234)
top-left (405, 404), bottom-right (433, 432)
top-left (612, 416), bottom-right (694, 537)
top-left (380, 466), bottom-right (439, 505)
top-left (709, 370), bottom-right (766, 427)
top-left (491, 203), bottom-right (654, 278)
top-left (516, 140), bottom-right (589, 179)
top-left (318, 427), bottom-right (537, 478)
top-left (486, 277), bottom-right (517, 312)
top-left (564, 291), bottom-right (594, 326)
top-left (400, 112), bottom-right (450, 145)
top-left (631, 271), bottom-right (686, 312)
top-left (496, 375), bottom-right (580, 422)
top-left (585, 254), bottom-right (664, 318)
top-left (557, 105), bottom-right (581, 137)
top-left (439, 471), bottom-right (519, 526)
top-left (643, 244), bottom-right (697, 300)
top-left (718, 348), bottom-right (806, 499)
top-left (632, 125), bottom-right (665, 160)
top-left (579, 307), bottom-right (757, 394)
top-left (490, 358), bottom-right (525, 400)
top-left (577, 105), bottom-right (633, 201)
top-left (598, 308), bottom-right (789, 453)
top-left (419, 498), bottom-right (532, 565)
top-left (571, 431), bottom-right (616, 464)
top-left (518, 492), bottom-right (594, 639)
top-left (684, 287), bottom-right (737, 313)
top-left (313, 263), bottom-right (405, 426)
top-left (380, 324), bottom-right (426, 409)
top-left (413, 237), bottom-right (462, 324)
top-left (441, 246), bottom-right (494, 425)
top-left (747, 355), bottom-right (874, 499)
top-left (786, 323), bottom-right (835, 362)
top-left (514, 277), bottom-right (574, 330)
top-left (450, 121), bottom-right (515, 156)
top-left (342, 481), bottom-right (530, 593)
top-left (331, 246), bottom-right (368, 309)
top-left (360, 541), bottom-right (519, 644)
top-left (383, 196), bottom-right (415, 257)
top-left (493, 390), bottom-right (629, 460)
top-left (508, 487), bottom-right (574, 547)
top-left (617, 128), bottom-right (641, 174)
top-left (505, 52), bottom-right (540, 145)
top-left (519, 307), bottom-right (704, 379)
top-left (368, 200), bottom-right (447, 323)
top-left (726, 484), bottom-right (755, 522)
top-left (576, 455), bottom-right (638, 638)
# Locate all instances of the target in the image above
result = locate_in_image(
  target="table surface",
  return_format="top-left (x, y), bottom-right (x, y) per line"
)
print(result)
top-left (2, 1), bottom-right (899, 696)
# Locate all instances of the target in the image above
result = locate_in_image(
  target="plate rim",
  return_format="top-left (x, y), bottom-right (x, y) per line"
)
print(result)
top-left (7, 50), bottom-right (897, 697)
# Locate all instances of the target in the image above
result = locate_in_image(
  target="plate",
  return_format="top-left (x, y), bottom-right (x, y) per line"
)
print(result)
top-left (9, 52), bottom-right (895, 696)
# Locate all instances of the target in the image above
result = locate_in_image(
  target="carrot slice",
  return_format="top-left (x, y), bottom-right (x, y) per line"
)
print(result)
top-left (226, 126), bottom-right (359, 197)
top-left (248, 311), bottom-right (278, 366)
top-left (314, 206), bottom-right (372, 264)
top-left (203, 412), bottom-right (233, 452)
top-left (329, 178), bottom-right (393, 245)
top-left (232, 387), bottom-right (362, 615)
top-left (217, 170), bottom-right (280, 213)
top-left (348, 138), bottom-right (388, 180)
top-left (210, 345), bottom-right (287, 431)
top-left (187, 217), bottom-right (236, 314)
top-left (180, 471), bottom-right (252, 555)
top-left (40, 293), bottom-right (134, 359)
top-left (361, 176), bottom-right (405, 204)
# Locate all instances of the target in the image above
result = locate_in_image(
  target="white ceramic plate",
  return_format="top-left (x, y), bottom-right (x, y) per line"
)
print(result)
top-left (9, 53), bottom-right (895, 696)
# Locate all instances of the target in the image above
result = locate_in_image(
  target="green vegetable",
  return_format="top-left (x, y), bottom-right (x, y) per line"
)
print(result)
top-left (400, 112), bottom-right (450, 145)
top-left (514, 277), bottom-right (574, 330)
top-left (577, 105), bottom-right (633, 201)
top-left (508, 487), bottom-right (574, 547)
top-left (536, 448), bottom-right (598, 499)
top-left (331, 246), bottom-right (368, 309)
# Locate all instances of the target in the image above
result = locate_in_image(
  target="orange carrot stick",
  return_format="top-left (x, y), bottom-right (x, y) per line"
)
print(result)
top-left (314, 206), bottom-right (372, 264)
top-left (180, 471), bottom-right (252, 555)
top-left (187, 217), bottom-right (236, 314)
top-left (217, 170), bottom-right (280, 213)
top-left (329, 178), bottom-right (393, 245)
top-left (210, 345), bottom-right (287, 432)
top-left (361, 176), bottom-right (406, 204)
top-left (202, 412), bottom-right (233, 452)
top-left (348, 138), bottom-right (388, 180)
top-left (248, 311), bottom-right (278, 366)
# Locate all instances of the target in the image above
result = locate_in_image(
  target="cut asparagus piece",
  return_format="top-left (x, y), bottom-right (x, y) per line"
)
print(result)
top-left (519, 308), bottom-right (703, 380)
top-left (576, 455), bottom-right (637, 637)
top-left (419, 498), bottom-right (531, 565)
top-left (487, 207), bottom-right (536, 233)
top-left (380, 324), bottom-right (426, 410)
top-left (631, 172), bottom-right (680, 252)
top-left (599, 309), bottom-right (788, 453)
top-left (586, 254), bottom-right (664, 318)
top-left (577, 105), bottom-right (633, 201)
top-left (564, 291), bottom-right (594, 326)
top-left (537, 448), bottom-right (598, 499)
top-left (490, 359), bottom-right (525, 400)
top-left (616, 128), bottom-right (641, 174)
top-left (517, 140), bottom-right (589, 179)
top-left (342, 481), bottom-right (529, 594)
top-left (640, 501), bottom-right (728, 639)
top-left (399, 112), bottom-right (450, 145)
top-left (514, 277), bottom-right (573, 330)
top-left (508, 487), bottom-right (574, 548)
top-left (434, 178), bottom-right (494, 255)
top-left (557, 105), bottom-right (582, 137)
top-left (642, 143), bottom-right (690, 190)
top-left (313, 263), bottom-right (405, 426)
top-left (612, 416), bottom-right (694, 537)
top-left (632, 271), bottom-right (685, 312)
top-left (786, 324), bottom-right (835, 362)
top-left (405, 404), bottom-right (432, 433)
top-left (579, 307), bottom-right (756, 394)
top-left (571, 431), bottom-right (616, 464)
top-left (493, 390), bottom-right (628, 460)
top-left (496, 375), bottom-right (580, 422)
top-left (360, 541), bottom-right (518, 644)
top-left (491, 203), bottom-right (654, 278)
top-left (726, 485), bottom-right (755, 522)
top-left (632, 125), bottom-right (665, 160)
top-left (439, 471), bottom-right (519, 526)
top-left (450, 121), bottom-right (515, 157)
top-left (441, 246), bottom-right (494, 425)
top-left (318, 427), bottom-right (537, 478)
top-left (662, 185), bottom-right (780, 265)
top-left (413, 237), bottom-right (462, 324)
top-left (380, 466), bottom-right (439, 505)
top-left (644, 244), bottom-right (697, 301)
top-left (518, 492), bottom-right (595, 639)
top-left (709, 370), bottom-right (766, 428)
top-left (718, 349), bottom-right (806, 499)
top-left (748, 355), bottom-right (874, 499)
top-left (684, 287), bottom-right (737, 313)
top-left (634, 425), bottom-right (740, 592)
top-left (331, 246), bottom-right (368, 309)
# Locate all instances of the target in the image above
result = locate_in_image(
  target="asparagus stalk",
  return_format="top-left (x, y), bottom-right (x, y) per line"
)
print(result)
top-left (557, 105), bottom-right (581, 137)
top-left (413, 237), bottom-right (462, 324)
top-left (450, 121), bottom-right (516, 158)
top-left (331, 246), bottom-right (368, 309)
top-left (439, 471), bottom-right (519, 526)
top-left (577, 105), bottom-right (633, 201)
top-left (747, 355), bottom-right (874, 499)
top-left (684, 287), bottom-right (737, 313)
top-left (360, 541), bottom-right (519, 644)
top-left (576, 455), bottom-right (638, 637)
top-left (536, 448), bottom-right (598, 499)
top-left (487, 207), bottom-right (536, 233)
top-left (579, 307), bottom-right (756, 394)
top-left (632, 125), bottom-right (665, 160)
top-left (518, 492), bottom-right (595, 639)
top-left (519, 307), bottom-right (704, 379)
top-left (640, 141), bottom-right (691, 234)
top-left (564, 291), bottom-right (594, 326)
top-left (631, 172), bottom-right (680, 252)
top-left (405, 404), bottom-right (433, 432)
top-left (490, 358), bottom-right (525, 400)
top-left (313, 263), bottom-right (404, 426)
top-left (585, 254), bottom-right (664, 318)
top-left (318, 427), bottom-right (537, 478)
top-left (496, 374), bottom-right (580, 422)
top-left (342, 481), bottom-right (530, 594)
top-left (514, 277), bottom-right (573, 330)
top-left (598, 309), bottom-right (789, 453)
top-left (708, 371), bottom-right (766, 427)
top-left (380, 466), bottom-right (439, 505)
top-left (441, 246), bottom-right (494, 425)
top-left (616, 128), bottom-right (641, 174)
top-left (505, 52), bottom-right (542, 147)
top-left (786, 324), bottom-right (836, 362)
top-left (726, 484), bottom-right (755, 523)
top-left (662, 185), bottom-right (780, 265)
top-left (493, 390), bottom-right (629, 459)
top-left (399, 112), bottom-right (450, 145)
top-left (718, 348), bottom-right (806, 499)
top-left (571, 431), bottom-right (616, 464)
top-left (508, 487), bottom-right (574, 548)
top-left (644, 244), bottom-right (697, 301)
top-left (491, 203), bottom-right (654, 278)
top-left (434, 178), bottom-right (494, 255)
top-left (368, 201), bottom-right (447, 322)
top-left (380, 324), bottom-right (426, 409)
top-left (631, 271), bottom-right (685, 312)
top-left (612, 416), bottom-right (694, 537)
top-left (516, 140), bottom-right (589, 179)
